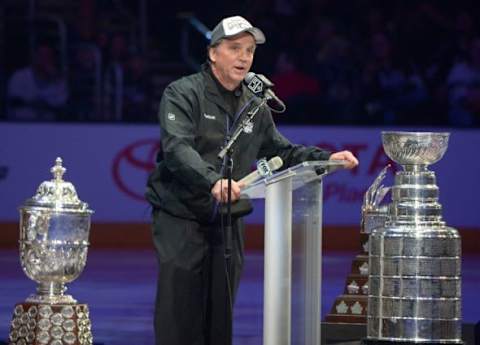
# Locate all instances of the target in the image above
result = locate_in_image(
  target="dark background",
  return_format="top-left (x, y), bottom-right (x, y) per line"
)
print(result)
top-left (2, 0), bottom-right (480, 127)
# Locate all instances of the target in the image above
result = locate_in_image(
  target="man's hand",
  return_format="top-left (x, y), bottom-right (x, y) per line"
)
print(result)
top-left (329, 150), bottom-right (359, 169)
top-left (211, 179), bottom-right (245, 203)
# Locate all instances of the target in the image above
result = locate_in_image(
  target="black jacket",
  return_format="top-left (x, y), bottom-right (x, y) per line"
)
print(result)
top-left (146, 65), bottom-right (331, 223)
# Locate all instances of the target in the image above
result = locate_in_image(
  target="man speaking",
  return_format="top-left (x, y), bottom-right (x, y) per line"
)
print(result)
top-left (146, 15), bottom-right (358, 345)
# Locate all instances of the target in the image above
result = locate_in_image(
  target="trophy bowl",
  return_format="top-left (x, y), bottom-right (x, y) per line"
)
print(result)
top-left (19, 211), bottom-right (91, 297)
top-left (382, 131), bottom-right (449, 166)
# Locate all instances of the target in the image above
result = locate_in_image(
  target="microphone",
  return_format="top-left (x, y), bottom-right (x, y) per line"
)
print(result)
top-left (239, 156), bottom-right (283, 187)
top-left (244, 72), bottom-right (286, 112)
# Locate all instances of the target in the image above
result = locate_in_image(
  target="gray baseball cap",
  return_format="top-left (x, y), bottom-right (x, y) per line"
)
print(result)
top-left (210, 16), bottom-right (266, 46)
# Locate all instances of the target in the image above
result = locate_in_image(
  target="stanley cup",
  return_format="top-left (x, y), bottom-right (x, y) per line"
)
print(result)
top-left (8, 158), bottom-right (94, 345)
top-left (365, 132), bottom-right (462, 345)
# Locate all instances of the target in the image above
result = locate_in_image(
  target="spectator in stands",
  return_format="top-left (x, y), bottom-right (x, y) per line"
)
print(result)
top-left (310, 18), bottom-right (361, 123)
top-left (425, 9), bottom-right (477, 87)
top-left (103, 32), bottom-right (129, 121)
top-left (364, 7), bottom-right (389, 36)
top-left (450, 10), bottom-right (477, 63)
top-left (447, 37), bottom-right (480, 127)
top-left (361, 32), bottom-right (428, 125)
top-left (122, 53), bottom-right (153, 122)
top-left (6, 43), bottom-right (68, 121)
top-left (69, 44), bottom-right (101, 121)
top-left (396, 1), bottom-right (450, 73)
top-left (271, 51), bottom-right (320, 122)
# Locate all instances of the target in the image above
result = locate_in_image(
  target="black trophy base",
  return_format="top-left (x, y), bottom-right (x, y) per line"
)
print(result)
top-left (362, 339), bottom-right (464, 345)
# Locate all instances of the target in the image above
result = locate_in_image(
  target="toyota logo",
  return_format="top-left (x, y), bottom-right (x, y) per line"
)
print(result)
top-left (112, 139), bottom-right (160, 201)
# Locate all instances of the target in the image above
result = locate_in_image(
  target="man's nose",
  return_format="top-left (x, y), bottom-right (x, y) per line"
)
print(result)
top-left (239, 50), bottom-right (249, 61)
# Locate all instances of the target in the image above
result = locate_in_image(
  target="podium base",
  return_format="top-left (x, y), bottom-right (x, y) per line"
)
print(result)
top-left (8, 302), bottom-right (93, 345)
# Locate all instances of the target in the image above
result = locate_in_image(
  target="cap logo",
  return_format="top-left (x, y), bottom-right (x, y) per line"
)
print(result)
top-left (223, 16), bottom-right (252, 36)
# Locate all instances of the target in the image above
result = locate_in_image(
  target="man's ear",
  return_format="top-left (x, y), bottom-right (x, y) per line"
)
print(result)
top-left (208, 47), bottom-right (216, 63)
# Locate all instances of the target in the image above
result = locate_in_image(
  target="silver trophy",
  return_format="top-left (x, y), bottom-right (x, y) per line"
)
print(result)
top-left (9, 157), bottom-right (94, 345)
top-left (365, 132), bottom-right (462, 345)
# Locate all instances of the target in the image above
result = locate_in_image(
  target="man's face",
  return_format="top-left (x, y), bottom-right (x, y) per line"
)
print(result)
top-left (209, 33), bottom-right (256, 90)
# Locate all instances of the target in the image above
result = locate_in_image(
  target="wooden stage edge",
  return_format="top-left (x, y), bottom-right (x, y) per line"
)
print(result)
top-left (1, 222), bottom-right (479, 253)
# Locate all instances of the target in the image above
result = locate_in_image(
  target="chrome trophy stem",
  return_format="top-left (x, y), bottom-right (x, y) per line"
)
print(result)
top-left (38, 281), bottom-right (66, 297)
top-left (26, 281), bottom-right (77, 304)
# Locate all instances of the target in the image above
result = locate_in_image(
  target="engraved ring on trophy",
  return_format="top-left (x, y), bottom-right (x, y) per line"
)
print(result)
top-left (364, 132), bottom-right (463, 345)
top-left (8, 157), bottom-right (95, 345)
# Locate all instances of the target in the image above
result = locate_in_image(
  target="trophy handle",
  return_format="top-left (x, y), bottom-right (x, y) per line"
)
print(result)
top-left (363, 164), bottom-right (390, 212)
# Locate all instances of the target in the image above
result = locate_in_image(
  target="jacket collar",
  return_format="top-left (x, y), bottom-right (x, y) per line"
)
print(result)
top-left (202, 63), bottom-right (250, 117)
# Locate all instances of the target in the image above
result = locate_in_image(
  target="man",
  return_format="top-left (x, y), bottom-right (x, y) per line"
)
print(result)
top-left (7, 43), bottom-right (68, 121)
top-left (146, 16), bottom-right (358, 345)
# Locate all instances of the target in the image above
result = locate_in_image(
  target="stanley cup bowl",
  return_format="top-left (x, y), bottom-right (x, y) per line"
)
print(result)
top-left (382, 131), bottom-right (450, 166)
top-left (18, 158), bottom-right (93, 304)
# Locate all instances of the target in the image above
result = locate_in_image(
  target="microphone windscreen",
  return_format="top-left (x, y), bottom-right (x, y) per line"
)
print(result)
top-left (239, 156), bottom-right (283, 187)
top-left (268, 156), bottom-right (283, 171)
top-left (244, 72), bottom-right (256, 84)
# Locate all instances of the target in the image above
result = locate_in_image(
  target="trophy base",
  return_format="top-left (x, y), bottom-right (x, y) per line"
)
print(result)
top-left (362, 339), bottom-right (464, 345)
top-left (325, 251), bottom-right (370, 324)
top-left (26, 293), bottom-right (77, 305)
top-left (8, 302), bottom-right (93, 345)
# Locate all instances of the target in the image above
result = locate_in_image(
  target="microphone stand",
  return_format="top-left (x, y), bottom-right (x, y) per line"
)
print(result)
top-left (217, 97), bottom-right (266, 345)
top-left (217, 98), bottom-right (266, 161)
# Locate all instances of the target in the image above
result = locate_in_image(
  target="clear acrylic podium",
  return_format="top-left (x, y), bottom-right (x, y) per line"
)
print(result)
top-left (241, 160), bottom-right (346, 345)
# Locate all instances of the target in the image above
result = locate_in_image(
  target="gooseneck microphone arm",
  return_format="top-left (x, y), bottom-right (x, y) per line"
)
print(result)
top-left (244, 72), bottom-right (287, 114)
top-left (217, 97), bottom-right (267, 160)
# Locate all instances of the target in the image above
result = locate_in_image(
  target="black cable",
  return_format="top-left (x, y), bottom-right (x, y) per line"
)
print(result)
top-left (219, 177), bottom-right (234, 310)
top-left (221, 157), bottom-right (234, 345)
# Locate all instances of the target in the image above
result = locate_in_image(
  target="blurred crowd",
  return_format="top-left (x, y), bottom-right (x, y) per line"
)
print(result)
top-left (247, 0), bottom-right (480, 127)
top-left (4, 33), bottom-right (152, 123)
top-left (1, 1), bottom-right (153, 123)
top-left (2, 0), bottom-right (480, 127)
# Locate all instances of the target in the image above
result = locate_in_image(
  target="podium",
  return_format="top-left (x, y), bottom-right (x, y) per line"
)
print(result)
top-left (242, 160), bottom-right (346, 345)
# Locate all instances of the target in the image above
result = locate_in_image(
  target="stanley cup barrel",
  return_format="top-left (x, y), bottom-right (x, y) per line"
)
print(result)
top-left (8, 158), bottom-right (94, 345)
top-left (365, 132), bottom-right (462, 345)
